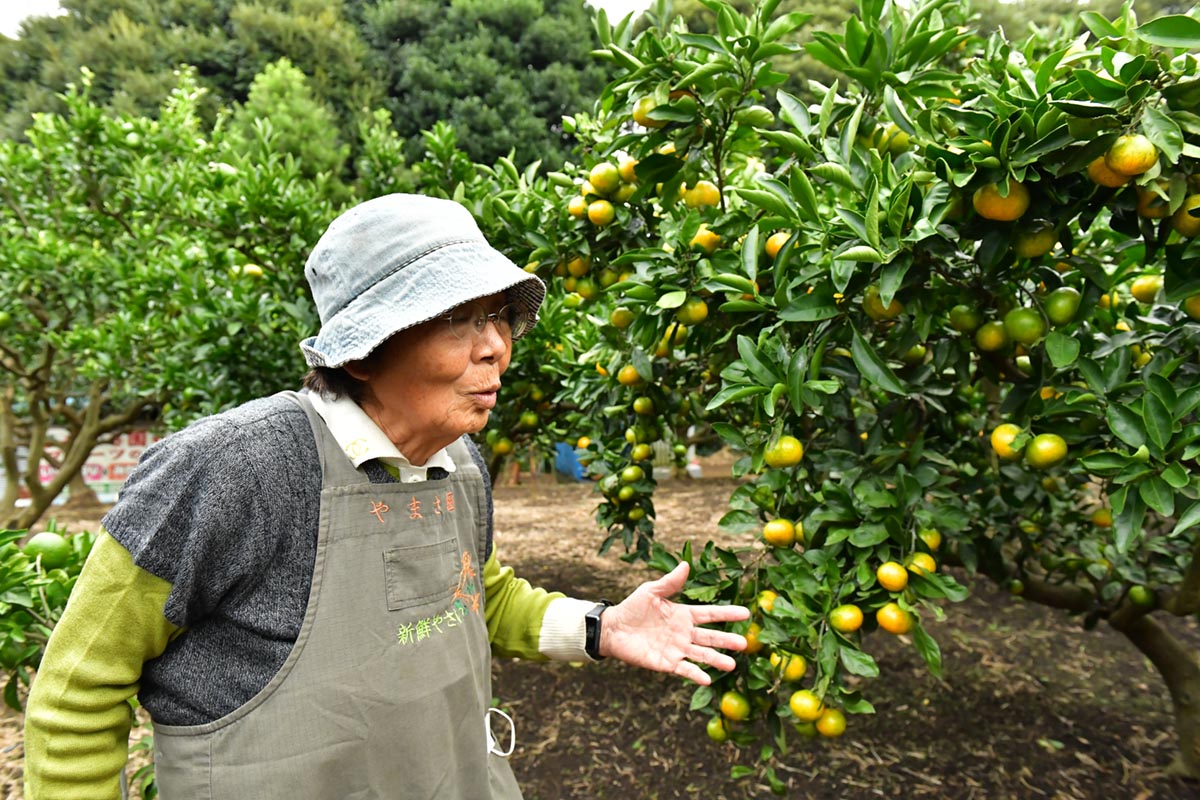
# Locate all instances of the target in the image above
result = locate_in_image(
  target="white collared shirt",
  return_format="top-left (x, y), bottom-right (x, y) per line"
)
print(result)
top-left (308, 392), bottom-right (457, 482)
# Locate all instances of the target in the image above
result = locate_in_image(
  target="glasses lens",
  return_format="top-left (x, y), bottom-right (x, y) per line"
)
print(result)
top-left (447, 304), bottom-right (483, 339)
top-left (505, 306), bottom-right (531, 338)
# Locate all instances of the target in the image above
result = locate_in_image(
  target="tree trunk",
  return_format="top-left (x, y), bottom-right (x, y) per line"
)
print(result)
top-left (1109, 611), bottom-right (1200, 779)
top-left (63, 470), bottom-right (100, 509)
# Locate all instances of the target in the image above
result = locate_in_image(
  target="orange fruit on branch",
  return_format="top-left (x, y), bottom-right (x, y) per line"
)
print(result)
top-left (973, 178), bottom-right (1030, 221)
top-left (1105, 133), bottom-right (1158, 177)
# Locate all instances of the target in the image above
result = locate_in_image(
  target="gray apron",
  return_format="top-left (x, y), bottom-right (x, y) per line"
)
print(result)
top-left (151, 392), bottom-right (523, 799)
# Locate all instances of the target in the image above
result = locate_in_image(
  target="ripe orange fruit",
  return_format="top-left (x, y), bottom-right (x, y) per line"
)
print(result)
top-left (1025, 433), bottom-right (1067, 469)
top-left (1130, 274), bottom-right (1163, 304)
top-left (706, 714), bottom-right (730, 742)
top-left (567, 195), bottom-right (588, 218)
top-left (1135, 183), bottom-right (1170, 219)
top-left (618, 157), bottom-right (638, 183)
top-left (762, 519), bottom-right (797, 548)
top-left (632, 96), bottom-right (665, 128)
top-left (973, 178), bottom-right (1030, 221)
top-left (757, 590), bottom-right (778, 614)
top-left (616, 364), bottom-right (643, 386)
top-left (765, 231), bottom-right (793, 259)
top-left (876, 602), bottom-right (914, 635)
top-left (1172, 195), bottom-right (1200, 238)
top-left (907, 552), bottom-right (937, 575)
top-left (815, 708), bottom-right (847, 738)
top-left (576, 436), bottom-right (591, 449)
top-left (829, 604), bottom-right (864, 633)
top-left (1091, 508), bottom-right (1113, 528)
top-left (1013, 221), bottom-right (1057, 259)
top-left (764, 435), bottom-right (804, 468)
top-left (975, 320), bottom-right (1009, 352)
top-left (918, 528), bottom-right (942, 551)
top-left (493, 437), bottom-right (514, 456)
top-left (690, 224), bottom-right (721, 254)
top-left (589, 162), bottom-right (621, 196)
top-left (719, 690), bottom-right (752, 721)
top-left (744, 622), bottom-right (764, 655)
top-left (990, 423), bottom-right (1024, 461)
top-left (676, 297), bottom-right (709, 325)
top-left (788, 690), bottom-right (824, 722)
top-left (876, 561), bottom-right (909, 592)
top-left (683, 180), bottom-right (721, 208)
top-left (863, 285), bottom-right (904, 321)
top-left (1086, 155), bottom-right (1130, 188)
top-left (1003, 307), bottom-right (1047, 346)
top-left (770, 651), bottom-right (808, 683)
top-left (1105, 133), bottom-right (1158, 176)
top-left (587, 199), bottom-right (615, 226)
top-left (566, 256), bottom-right (590, 277)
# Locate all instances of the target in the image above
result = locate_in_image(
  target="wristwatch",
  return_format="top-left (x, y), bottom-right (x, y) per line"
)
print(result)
top-left (584, 601), bottom-right (612, 661)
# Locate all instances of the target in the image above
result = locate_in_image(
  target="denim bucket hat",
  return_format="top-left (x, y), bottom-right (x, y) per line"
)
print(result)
top-left (299, 193), bottom-right (546, 368)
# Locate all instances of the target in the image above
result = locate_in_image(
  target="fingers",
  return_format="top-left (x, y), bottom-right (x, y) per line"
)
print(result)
top-left (647, 561), bottom-right (690, 598)
top-left (692, 627), bottom-right (747, 652)
top-left (689, 604), bottom-right (751, 625)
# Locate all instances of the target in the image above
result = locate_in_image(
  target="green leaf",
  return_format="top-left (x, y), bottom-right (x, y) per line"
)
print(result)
top-left (690, 685), bottom-right (714, 711)
top-left (1142, 104), bottom-right (1184, 163)
top-left (718, 509), bottom-right (762, 534)
top-left (1135, 15), bottom-right (1200, 49)
top-left (706, 384), bottom-right (769, 410)
top-left (1138, 476), bottom-right (1175, 517)
top-left (733, 187), bottom-right (797, 220)
top-left (779, 292), bottom-right (840, 322)
top-left (850, 329), bottom-right (906, 395)
top-left (656, 290), bottom-right (687, 309)
top-left (1046, 331), bottom-right (1081, 368)
top-left (737, 335), bottom-right (783, 385)
top-left (1171, 500), bottom-right (1200, 537)
top-left (1114, 491), bottom-right (1146, 554)
top-left (1106, 404), bottom-right (1146, 449)
top-left (1144, 391), bottom-right (1174, 451)
top-left (912, 624), bottom-right (943, 678)
top-left (1162, 463), bottom-right (1189, 489)
top-left (1078, 451), bottom-right (1130, 474)
top-left (838, 644), bottom-right (880, 677)
top-left (849, 526), bottom-right (889, 547)
top-left (835, 245), bottom-right (884, 262)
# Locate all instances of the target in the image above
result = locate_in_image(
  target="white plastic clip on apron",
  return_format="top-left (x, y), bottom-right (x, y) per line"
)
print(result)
top-left (151, 392), bottom-right (524, 799)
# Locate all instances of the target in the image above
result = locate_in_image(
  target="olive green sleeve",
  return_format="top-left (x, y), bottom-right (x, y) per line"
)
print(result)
top-left (23, 530), bottom-right (180, 800)
top-left (483, 551), bottom-right (593, 662)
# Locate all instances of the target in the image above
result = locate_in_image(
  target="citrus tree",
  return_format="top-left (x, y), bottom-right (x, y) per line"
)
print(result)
top-left (448, 0), bottom-right (1200, 783)
top-left (0, 67), bottom-right (343, 529)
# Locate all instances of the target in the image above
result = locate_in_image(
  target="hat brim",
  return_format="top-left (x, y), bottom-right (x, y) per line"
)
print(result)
top-left (300, 240), bottom-right (545, 368)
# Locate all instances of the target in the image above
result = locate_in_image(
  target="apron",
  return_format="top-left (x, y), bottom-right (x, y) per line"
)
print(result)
top-left (151, 392), bottom-right (523, 799)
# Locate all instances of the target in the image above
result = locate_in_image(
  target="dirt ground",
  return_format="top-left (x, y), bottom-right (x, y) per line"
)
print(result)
top-left (5, 455), bottom-right (1200, 799)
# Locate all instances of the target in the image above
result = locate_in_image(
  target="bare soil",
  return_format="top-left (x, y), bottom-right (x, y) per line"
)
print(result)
top-left (5, 458), bottom-right (1200, 799)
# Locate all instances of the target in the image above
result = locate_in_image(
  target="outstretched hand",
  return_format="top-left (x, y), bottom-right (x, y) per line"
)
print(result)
top-left (598, 561), bottom-right (750, 685)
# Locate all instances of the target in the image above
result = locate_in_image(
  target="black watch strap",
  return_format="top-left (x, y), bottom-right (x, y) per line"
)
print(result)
top-left (584, 600), bottom-right (612, 661)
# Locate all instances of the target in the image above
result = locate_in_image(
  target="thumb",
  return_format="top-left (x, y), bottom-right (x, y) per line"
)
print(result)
top-left (649, 560), bottom-right (690, 598)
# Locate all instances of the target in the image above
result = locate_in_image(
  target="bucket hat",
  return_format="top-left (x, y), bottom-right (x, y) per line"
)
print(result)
top-left (299, 193), bottom-right (546, 368)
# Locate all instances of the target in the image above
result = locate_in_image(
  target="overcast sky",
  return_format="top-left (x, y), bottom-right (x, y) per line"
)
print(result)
top-left (0, 0), bottom-right (649, 39)
top-left (1, 0), bottom-right (64, 38)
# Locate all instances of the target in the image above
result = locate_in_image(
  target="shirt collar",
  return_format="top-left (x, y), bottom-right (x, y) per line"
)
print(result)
top-left (308, 391), bottom-right (457, 483)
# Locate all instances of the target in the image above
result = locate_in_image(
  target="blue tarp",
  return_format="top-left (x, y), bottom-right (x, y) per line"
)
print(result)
top-left (554, 442), bottom-right (585, 481)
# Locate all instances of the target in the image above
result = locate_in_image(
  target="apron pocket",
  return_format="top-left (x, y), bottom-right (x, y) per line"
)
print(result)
top-left (382, 538), bottom-right (460, 612)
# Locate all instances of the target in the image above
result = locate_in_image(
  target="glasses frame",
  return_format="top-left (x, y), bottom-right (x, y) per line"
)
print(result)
top-left (443, 302), bottom-right (530, 341)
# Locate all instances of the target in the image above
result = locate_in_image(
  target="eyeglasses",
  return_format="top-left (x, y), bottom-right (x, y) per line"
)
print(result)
top-left (444, 302), bottom-right (532, 341)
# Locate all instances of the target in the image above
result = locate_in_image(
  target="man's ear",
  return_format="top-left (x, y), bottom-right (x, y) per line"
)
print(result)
top-left (343, 359), bottom-right (371, 382)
